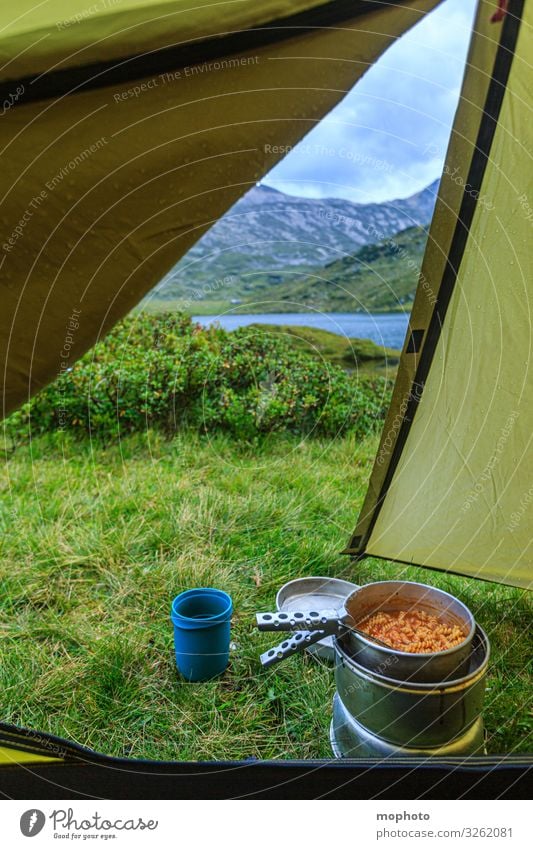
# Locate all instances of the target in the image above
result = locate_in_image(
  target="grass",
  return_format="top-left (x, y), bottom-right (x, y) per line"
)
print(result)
top-left (141, 297), bottom-right (408, 316)
top-left (141, 297), bottom-right (233, 316)
top-left (0, 431), bottom-right (531, 761)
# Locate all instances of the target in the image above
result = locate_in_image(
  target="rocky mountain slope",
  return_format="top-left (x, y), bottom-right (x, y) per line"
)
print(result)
top-left (151, 179), bottom-right (438, 307)
top-left (285, 225), bottom-right (428, 312)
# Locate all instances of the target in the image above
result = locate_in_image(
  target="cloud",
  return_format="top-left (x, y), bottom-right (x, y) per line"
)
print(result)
top-left (263, 0), bottom-right (478, 203)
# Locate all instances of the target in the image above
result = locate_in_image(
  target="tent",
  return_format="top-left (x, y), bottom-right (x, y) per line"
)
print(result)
top-left (0, 0), bottom-right (530, 798)
top-left (346, 0), bottom-right (532, 591)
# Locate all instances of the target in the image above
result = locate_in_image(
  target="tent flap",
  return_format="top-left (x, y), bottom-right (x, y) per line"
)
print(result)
top-left (347, 0), bottom-right (532, 590)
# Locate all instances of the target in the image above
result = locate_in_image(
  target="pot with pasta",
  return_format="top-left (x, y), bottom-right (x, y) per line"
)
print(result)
top-left (339, 580), bottom-right (476, 683)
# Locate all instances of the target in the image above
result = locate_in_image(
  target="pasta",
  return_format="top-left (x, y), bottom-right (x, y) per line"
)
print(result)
top-left (358, 609), bottom-right (466, 653)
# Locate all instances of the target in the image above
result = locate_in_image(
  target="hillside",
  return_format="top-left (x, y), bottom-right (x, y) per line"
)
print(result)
top-left (149, 180), bottom-right (437, 311)
top-left (283, 225), bottom-right (428, 312)
top-left (146, 224), bottom-right (427, 315)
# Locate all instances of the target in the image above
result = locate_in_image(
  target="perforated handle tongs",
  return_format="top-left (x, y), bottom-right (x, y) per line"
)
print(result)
top-left (256, 608), bottom-right (347, 667)
top-left (255, 608), bottom-right (391, 667)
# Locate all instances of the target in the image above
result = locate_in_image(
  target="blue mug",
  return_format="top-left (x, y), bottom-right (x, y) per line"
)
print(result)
top-left (170, 588), bottom-right (233, 682)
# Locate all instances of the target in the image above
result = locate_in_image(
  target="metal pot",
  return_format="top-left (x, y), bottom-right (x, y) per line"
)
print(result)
top-left (334, 625), bottom-right (490, 748)
top-left (331, 693), bottom-right (486, 758)
top-left (340, 581), bottom-right (475, 682)
top-left (257, 580), bottom-right (475, 682)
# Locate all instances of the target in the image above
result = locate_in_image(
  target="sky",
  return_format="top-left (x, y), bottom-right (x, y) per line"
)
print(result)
top-left (262, 0), bottom-right (478, 204)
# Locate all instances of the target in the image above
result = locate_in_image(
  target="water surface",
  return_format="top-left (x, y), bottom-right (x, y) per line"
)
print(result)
top-left (193, 312), bottom-right (409, 350)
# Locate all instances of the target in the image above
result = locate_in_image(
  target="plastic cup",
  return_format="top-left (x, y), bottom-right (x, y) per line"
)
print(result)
top-left (170, 588), bottom-right (233, 682)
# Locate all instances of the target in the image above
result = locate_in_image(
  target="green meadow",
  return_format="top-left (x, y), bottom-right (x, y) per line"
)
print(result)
top-left (0, 431), bottom-right (530, 760)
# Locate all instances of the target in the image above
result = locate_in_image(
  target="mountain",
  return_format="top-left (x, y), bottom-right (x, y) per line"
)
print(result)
top-left (284, 225), bottom-right (428, 312)
top-left (150, 179), bottom-right (438, 310)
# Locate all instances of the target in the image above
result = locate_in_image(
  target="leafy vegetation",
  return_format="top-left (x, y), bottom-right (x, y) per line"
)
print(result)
top-left (0, 432), bottom-right (530, 760)
top-left (4, 313), bottom-right (393, 444)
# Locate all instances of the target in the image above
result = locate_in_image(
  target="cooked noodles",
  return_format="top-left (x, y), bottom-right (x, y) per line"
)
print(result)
top-left (358, 609), bottom-right (466, 653)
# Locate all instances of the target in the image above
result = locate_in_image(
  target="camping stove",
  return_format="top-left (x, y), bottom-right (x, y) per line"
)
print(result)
top-left (330, 694), bottom-right (485, 757)
top-left (330, 626), bottom-right (489, 758)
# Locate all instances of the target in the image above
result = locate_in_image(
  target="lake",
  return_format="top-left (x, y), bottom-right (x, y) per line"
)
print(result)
top-left (193, 312), bottom-right (410, 350)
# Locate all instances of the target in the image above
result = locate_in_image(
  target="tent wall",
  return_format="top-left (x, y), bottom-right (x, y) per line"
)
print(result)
top-left (347, 0), bottom-right (532, 590)
top-left (0, 0), bottom-right (409, 82)
top-left (0, 0), bottom-right (439, 417)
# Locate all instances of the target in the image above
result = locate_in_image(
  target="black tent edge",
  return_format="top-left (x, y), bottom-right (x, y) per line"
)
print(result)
top-left (345, 0), bottom-right (525, 559)
top-left (0, 723), bottom-right (531, 799)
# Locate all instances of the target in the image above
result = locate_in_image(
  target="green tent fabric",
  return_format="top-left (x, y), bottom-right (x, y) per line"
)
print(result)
top-left (347, 0), bottom-right (532, 590)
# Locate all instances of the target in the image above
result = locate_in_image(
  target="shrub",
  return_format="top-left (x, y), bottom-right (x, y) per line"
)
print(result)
top-left (4, 314), bottom-right (392, 443)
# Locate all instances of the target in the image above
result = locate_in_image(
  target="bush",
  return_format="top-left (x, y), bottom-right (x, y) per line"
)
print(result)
top-left (4, 313), bottom-right (392, 443)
